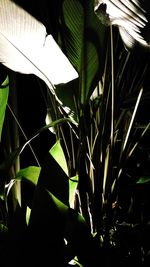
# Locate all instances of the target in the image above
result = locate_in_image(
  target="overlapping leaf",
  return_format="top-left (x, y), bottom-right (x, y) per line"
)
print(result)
top-left (61, 0), bottom-right (107, 105)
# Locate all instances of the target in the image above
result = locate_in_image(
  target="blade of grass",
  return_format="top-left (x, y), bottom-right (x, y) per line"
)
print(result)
top-left (121, 88), bottom-right (143, 156)
top-left (128, 121), bottom-right (150, 158)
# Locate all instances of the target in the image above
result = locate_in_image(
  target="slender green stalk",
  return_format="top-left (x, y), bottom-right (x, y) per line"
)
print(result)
top-left (7, 103), bottom-right (40, 167)
top-left (110, 25), bottom-right (114, 150)
top-left (122, 88), bottom-right (143, 155)
top-left (8, 71), bottom-right (21, 208)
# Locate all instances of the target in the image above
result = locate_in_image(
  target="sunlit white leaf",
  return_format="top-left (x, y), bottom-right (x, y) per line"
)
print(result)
top-left (0, 0), bottom-right (78, 94)
top-left (95, 0), bottom-right (150, 48)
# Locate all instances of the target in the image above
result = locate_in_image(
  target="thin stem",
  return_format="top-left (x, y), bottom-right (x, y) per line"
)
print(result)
top-left (122, 87), bottom-right (143, 153)
top-left (110, 25), bottom-right (114, 150)
top-left (7, 103), bottom-right (40, 167)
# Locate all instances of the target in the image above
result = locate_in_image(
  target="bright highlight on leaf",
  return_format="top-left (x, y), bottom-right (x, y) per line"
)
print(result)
top-left (26, 206), bottom-right (31, 225)
top-left (0, 76), bottom-right (9, 140)
top-left (95, 0), bottom-right (150, 48)
top-left (0, 0), bottom-right (78, 93)
top-left (50, 140), bottom-right (69, 176)
top-left (47, 190), bottom-right (69, 213)
top-left (15, 166), bottom-right (41, 185)
top-left (69, 175), bottom-right (78, 208)
top-left (50, 140), bottom-right (79, 208)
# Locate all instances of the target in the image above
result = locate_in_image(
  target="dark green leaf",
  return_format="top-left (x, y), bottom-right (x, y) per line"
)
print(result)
top-left (136, 176), bottom-right (150, 184)
top-left (15, 166), bottom-right (41, 185)
top-left (0, 76), bottom-right (9, 140)
top-left (50, 139), bottom-right (68, 176)
top-left (61, 0), bottom-right (107, 105)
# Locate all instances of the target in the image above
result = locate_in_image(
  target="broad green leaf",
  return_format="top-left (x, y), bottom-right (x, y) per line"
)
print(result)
top-left (15, 166), bottom-right (41, 185)
top-left (50, 139), bottom-right (68, 176)
top-left (62, 0), bottom-right (107, 105)
top-left (47, 190), bottom-right (69, 214)
top-left (46, 190), bottom-right (87, 228)
top-left (0, 76), bottom-right (9, 140)
top-left (49, 141), bottom-right (79, 208)
top-left (69, 175), bottom-right (78, 208)
top-left (46, 190), bottom-right (90, 235)
top-left (136, 176), bottom-right (150, 184)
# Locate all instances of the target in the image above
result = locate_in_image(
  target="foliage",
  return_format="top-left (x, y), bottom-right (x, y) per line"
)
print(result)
top-left (0, 0), bottom-right (150, 266)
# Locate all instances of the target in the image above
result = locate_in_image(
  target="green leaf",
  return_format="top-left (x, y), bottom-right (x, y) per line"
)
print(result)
top-left (50, 141), bottom-right (79, 208)
top-left (15, 166), bottom-right (41, 185)
top-left (0, 118), bottom-right (71, 172)
top-left (69, 175), bottom-right (78, 208)
top-left (0, 76), bottom-right (9, 140)
top-left (50, 139), bottom-right (68, 176)
top-left (47, 189), bottom-right (69, 214)
top-left (29, 186), bottom-right (98, 266)
top-left (26, 206), bottom-right (31, 225)
top-left (37, 151), bottom-right (69, 205)
top-left (61, 0), bottom-right (107, 105)
top-left (136, 176), bottom-right (150, 184)
top-left (46, 190), bottom-right (98, 266)
top-left (28, 186), bottom-right (68, 266)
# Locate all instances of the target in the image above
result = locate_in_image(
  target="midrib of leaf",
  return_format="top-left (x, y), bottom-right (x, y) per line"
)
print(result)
top-left (62, 0), bottom-right (84, 72)
top-left (81, 1), bottom-right (100, 103)
top-left (84, 41), bottom-right (99, 102)
top-left (62, 0), bottom-right (107, 106)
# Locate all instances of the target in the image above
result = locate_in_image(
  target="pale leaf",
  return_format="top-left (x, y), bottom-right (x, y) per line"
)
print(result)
top-left (0, 0), bottom-right (78, 93)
